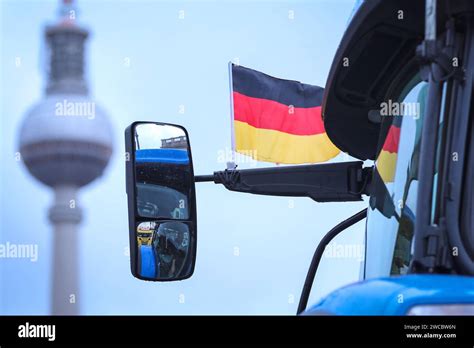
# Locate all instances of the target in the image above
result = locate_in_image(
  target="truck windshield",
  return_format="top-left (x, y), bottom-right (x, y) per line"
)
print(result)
top-left (364, 75), bottom-right (428, 278)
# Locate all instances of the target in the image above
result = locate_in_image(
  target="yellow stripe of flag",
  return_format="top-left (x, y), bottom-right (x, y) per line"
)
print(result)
top-left (235, 120), bottom-right (340, 164)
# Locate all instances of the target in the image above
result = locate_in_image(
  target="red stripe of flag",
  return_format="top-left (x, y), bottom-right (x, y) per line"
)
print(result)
top-left (233, 91), bottom-right (325, 136)
top-left (382, 125), bottom-right (401, 153)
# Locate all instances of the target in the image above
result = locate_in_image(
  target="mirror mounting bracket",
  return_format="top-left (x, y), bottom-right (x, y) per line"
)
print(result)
top-left (197, 161), bottom-right (372, 203)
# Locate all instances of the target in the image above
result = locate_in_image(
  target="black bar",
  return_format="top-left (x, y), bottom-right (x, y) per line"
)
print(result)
top-left (0, 316), bottom-right (473, 345)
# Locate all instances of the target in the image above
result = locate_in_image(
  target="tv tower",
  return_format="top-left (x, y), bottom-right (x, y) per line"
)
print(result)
top-left (17, 0), bottom-right (114, 314)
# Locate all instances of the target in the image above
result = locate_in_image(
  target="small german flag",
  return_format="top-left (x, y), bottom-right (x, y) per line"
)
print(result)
top-left (231, 64), bottom-right (340, 164)
top-left (376, 119), bottom-right (401, 183)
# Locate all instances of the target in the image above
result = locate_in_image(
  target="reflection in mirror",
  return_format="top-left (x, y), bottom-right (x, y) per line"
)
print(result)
top-left (137, 221), bottom-right (192, 280)
top-left (134, 124), bottom-right (191, 220)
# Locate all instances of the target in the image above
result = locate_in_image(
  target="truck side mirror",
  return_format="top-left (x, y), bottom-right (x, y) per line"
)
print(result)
top-left (125, 122), bottom-right (197, 281)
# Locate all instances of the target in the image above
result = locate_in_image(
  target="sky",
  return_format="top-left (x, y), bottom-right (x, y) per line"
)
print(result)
top-left (0, 0), bottom-right (367, 315)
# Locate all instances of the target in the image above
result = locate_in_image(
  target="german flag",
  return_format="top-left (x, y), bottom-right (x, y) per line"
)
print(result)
top-left (376, 119), bottom-right (401, 183)
top-left (231, 64), bottom-right (340, 164)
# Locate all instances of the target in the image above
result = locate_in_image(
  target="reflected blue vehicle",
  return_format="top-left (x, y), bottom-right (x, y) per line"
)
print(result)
top-left (135, 148), bottom-right (189, 165)
top-left (139, 245), bottom-right (158, 278)
top-left (137, 221), bottom-right (191, 279)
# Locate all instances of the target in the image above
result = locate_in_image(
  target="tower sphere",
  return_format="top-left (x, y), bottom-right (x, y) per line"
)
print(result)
top-left (18, 1), bottom-right (113, 189)
top-left (19, 94), bottom-right (113, 188)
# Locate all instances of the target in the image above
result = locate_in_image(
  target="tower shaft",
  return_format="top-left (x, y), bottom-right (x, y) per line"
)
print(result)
top-left (49, 185), bottom-right (82, 315)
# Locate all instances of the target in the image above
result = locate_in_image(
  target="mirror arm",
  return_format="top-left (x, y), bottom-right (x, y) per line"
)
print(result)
top-left (194, 175), bottom-right (216, 182)
top-left (196, 161), bottom-right (372, 202)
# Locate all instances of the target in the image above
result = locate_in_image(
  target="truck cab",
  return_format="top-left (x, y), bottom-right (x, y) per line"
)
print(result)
top-left (306, 0), bottom-right (474, 315)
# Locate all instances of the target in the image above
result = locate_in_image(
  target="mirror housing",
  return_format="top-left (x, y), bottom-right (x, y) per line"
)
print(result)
top-left (125, 122), bottom-right (197, 281)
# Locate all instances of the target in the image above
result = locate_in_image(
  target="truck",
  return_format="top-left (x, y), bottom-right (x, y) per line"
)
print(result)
top-left (125, 0), bottom-right (474, 315)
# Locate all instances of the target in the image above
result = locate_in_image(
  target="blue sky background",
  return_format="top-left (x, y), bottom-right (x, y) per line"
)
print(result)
top-left (0, 0), bottom-right (367, 314)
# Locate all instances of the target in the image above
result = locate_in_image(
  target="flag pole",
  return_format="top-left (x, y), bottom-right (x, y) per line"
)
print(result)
top-left (227, 61), bottom-right (237, 169)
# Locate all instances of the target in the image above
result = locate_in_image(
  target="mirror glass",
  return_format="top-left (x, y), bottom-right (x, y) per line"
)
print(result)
top-left (131, 123), bottom-right (196, 281)
top-left (134, 124), bottom-right (191, 220)
top-left (137, 221), bottom-right (192, 279)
